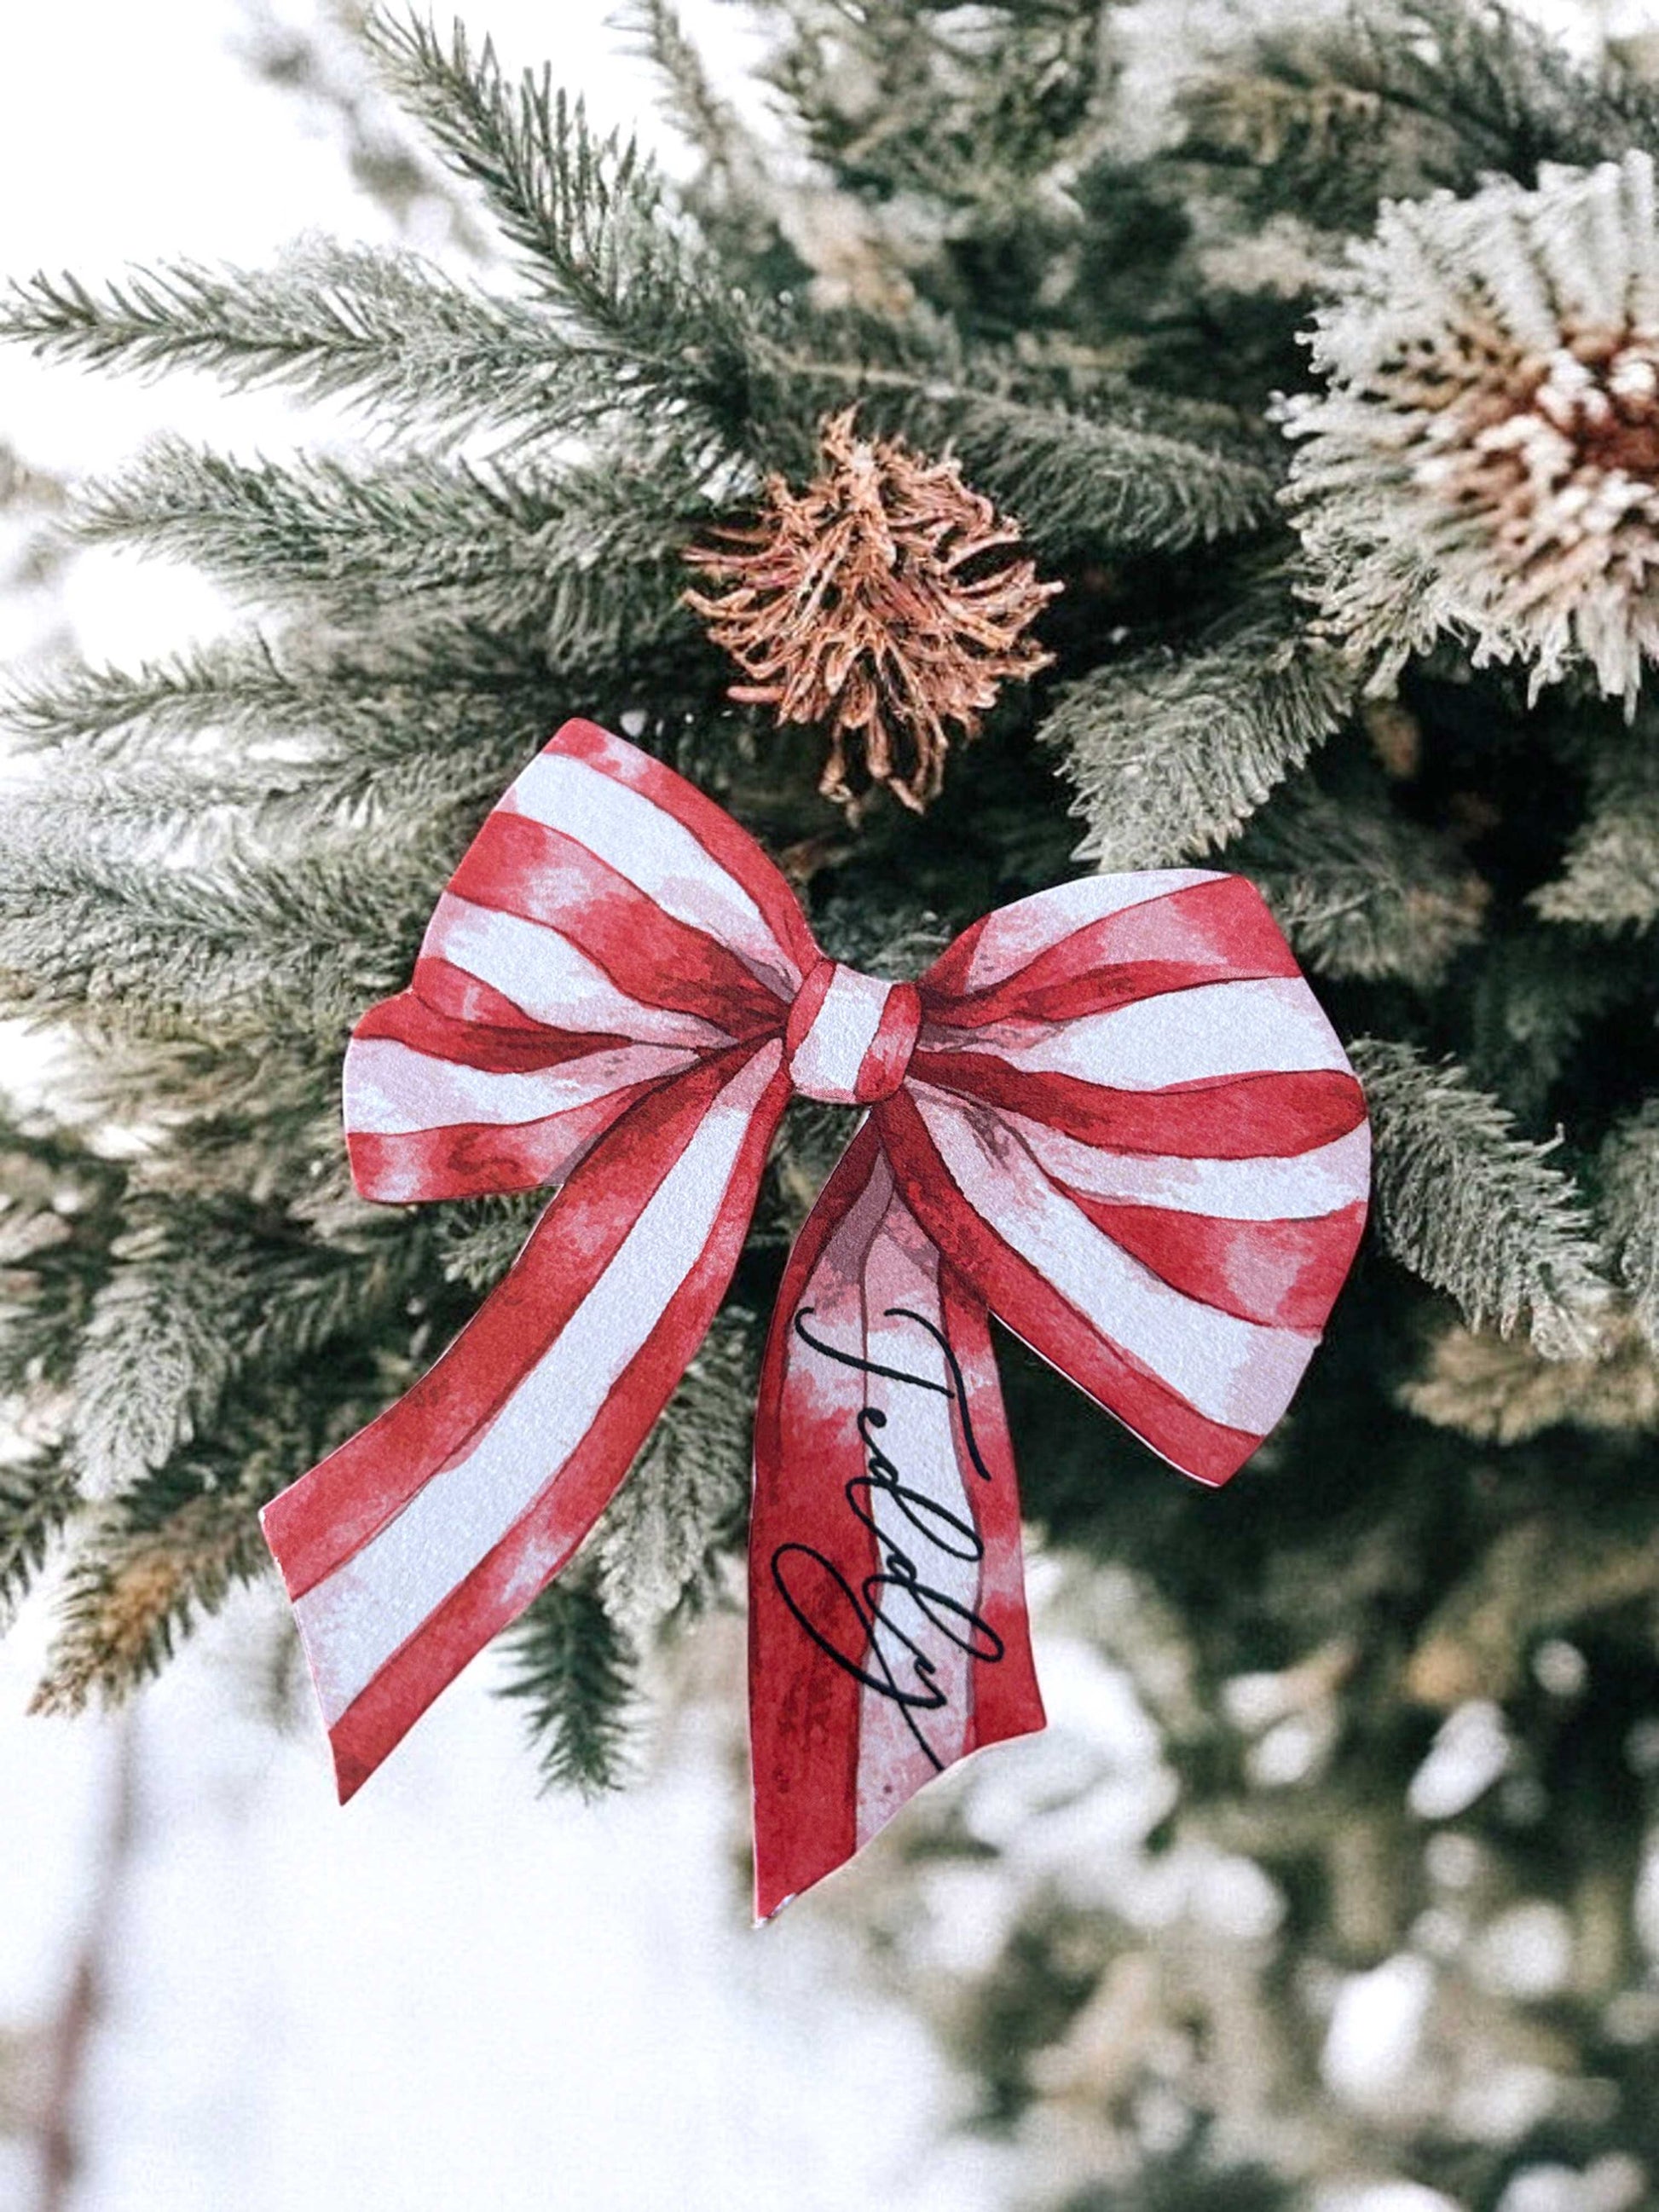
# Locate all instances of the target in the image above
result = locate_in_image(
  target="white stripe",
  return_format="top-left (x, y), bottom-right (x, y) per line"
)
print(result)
top-left (853, 1167), bottom-right (976, 1845)
top-left (949, 978), bottom-right (1350, 1089)
top-left (510, 753), bottom-right (799, 993)
top-left (788, 965), bottom-right (891, 1103)
top-left (995, 1111), bottom-right (1372, 1222)
top-left (424, 892), bottom-right (731, 1049)
top-left (297, 1044), bottom-right (782, 1724)
top-left (344, 1036), bottom-right (699, 1135)
top-left (914, 1090), bottom-right (1316, 1432)
top-left (962, 871), bottom-right (1221, 992)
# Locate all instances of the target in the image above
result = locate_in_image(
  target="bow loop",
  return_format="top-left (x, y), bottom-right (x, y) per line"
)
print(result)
top-left (341, 719), bottom-right (812, 1205)
top-left (879, 869), bottom-right (1371, 1488)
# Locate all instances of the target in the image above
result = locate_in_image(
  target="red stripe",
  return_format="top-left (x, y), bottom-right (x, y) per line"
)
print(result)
top-left (936, 1268), bottom-right (1044, 1755)
top-left (327, 1056), bottom-right (792, 1801)
top-left (546, 721), bottom-right (821, 980)
top-left (749, 1129), bottom-right (886, 1915)
top-left (1064, 1194), bottom-right (1369, 1331)
top-left (783, 958), bottom-right (834, 1061)
top-left (876, 1089), bottom-right (1266, 1486)
top-left (857, 981), bottom-right (922, 1103)
top-left (910, 1053), bottom-right (1368, 1159)
top-left (924, 878), bottom-right (1300, 1030)
top-left (347, 1077), bottom-right (666, 1204)
top-left (454, 809), bottom-right (787, 1036)
top-left (352, 987), bottom-right (630, 1072)
top-left (919, 910), bottom-right (992, 1003)
top-left (263, 1049), bottom-right (757, 1598)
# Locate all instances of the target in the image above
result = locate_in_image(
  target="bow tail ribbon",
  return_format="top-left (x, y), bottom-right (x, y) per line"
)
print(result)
top-left (750, 1121), bottom-right (1043, 1917)
top-left (263, 1042), bottom-right (792, 1800)
top-left (261, 718), bottom-right (1370, 1910)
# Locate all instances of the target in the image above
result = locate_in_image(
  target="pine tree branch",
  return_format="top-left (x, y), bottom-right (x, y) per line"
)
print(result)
top-left (1048, 592), bottom-right (1354, 869)
top-left (1468, 929), bottom-right (1639, 1123)
top-left (30, 1477), bottom-right (269, 1715)
top-left (0, 830), bottom-right (420, 1038)
top-left (616, 0), bottom-right (754, 186)
top-left (1403, 1311), bottom-right (1659, 1443)
top-left (0, 1453), bottom-right (78, 1629)
top-left (2, 631), bottom-right (561, 765)
top-left (361, 9), bottom-right (760, 431)
top-left (1598, 1103), bottom-right (1659, 1354)
top-left (1240, 786), bottom-right (1488, 989)
top-left (761, 0), bottom-right (1107, 207)
top-left (1182, 0), bottom-right (1659, 230)
top-left (595, 1310), bottom-right (756, 1637)
top-left (0, 1118), bottom-right (129, 1396)
top-left (68, 1204), bottom-right (434, 1501)
top-left (1328, 0), bottom-right (1659, 180)
top-left (69, 440), bottom-right (702, 653)
top-left (494, 1560), bottom-right (637, 1795)
top-left (436, 1190), bottom-right (548, 1294)
top-left (1352, 1037), bottom-right (1613, 1359)
top-left (1532, 743), bottom-right (1659, 931)
top-left (0, 246), bottom-right (595, 443)
top-left (865, 386), bottom-right (1282, 561)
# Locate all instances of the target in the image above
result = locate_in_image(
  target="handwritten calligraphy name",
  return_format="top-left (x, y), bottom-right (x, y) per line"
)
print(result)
top-left (772, 1305), bottom-right (1003, 1770)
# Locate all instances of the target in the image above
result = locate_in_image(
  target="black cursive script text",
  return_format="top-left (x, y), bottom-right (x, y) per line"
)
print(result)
top-left (772, 1304), bottom-right (1004, 1770)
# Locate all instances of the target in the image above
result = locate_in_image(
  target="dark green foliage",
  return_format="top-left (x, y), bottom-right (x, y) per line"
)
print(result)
top-left (0, 1453), bottom-right (78, 1627)
top-left (495, 1562), bottom-right (637, 1796)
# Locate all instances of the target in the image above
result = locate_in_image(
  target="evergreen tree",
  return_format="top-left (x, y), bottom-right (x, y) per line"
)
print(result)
top-left (3, 3), bottom-right (1659, 2203)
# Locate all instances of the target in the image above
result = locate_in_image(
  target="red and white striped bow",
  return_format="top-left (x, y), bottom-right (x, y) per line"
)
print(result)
top-left (262, 719), bottom-right (1369, 1915)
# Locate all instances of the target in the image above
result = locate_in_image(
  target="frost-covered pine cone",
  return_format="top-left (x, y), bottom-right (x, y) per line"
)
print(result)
top-left (1284, 150), bottom-right (1659, 702)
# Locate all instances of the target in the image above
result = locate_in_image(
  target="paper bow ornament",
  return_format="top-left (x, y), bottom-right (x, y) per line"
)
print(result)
top-left (262, 719), bottom-right (1369, 1915)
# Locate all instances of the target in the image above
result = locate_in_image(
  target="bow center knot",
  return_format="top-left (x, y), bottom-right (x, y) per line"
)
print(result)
top-left (785, 960), bottom-right (921, 1106)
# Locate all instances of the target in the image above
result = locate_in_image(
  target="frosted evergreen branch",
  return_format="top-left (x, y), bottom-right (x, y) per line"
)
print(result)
top-left (616, 0), bottom-right (754, 185)
top-left (596, 1310), bottom-right (757, 1637)
top-left (1240, 788), bottom-right (1488, 988)
top-left (7, 738), bottom-right (523, 870)
top-left (0, 1119), bottom-right (130, 1397)
top-left (1048, 595), bottom-right (1353, 869)
top-left (1402, 1313), bottom-right (1659, 1445)
top-left (31, 1478), bottom-right (270, 1715)
top-left (0, 1453), bottom-right (78, 1629)
top-left (0, 246), bottom-right (598, 442)
top-left (1184, 0), bottom-right (1659, 228)
top-left (2, 632), bottom-right (562, 768)
top-left (1352, 1037), bottom-right (1613, 1358)
top-left (760, 0), bottom-right (1106, 208)
top-left (69, 1205), bottom-right (434, 1502)
top-left (1315, 0), bottom-right (1659, 182)
top-left (1467, 929), bottom-right (1639, 1124)
top-left (361, 10), bottom-right (760, 428)
top-left (69, 440), bottom-right (702, 651)
top-left (436, 1191), bottom-right (547, 1293)
top-left (1533, 744), bottom-right (1659, 931)
top-left (0, 834), bottom-right (419, 1037)
top-left (1598, 1104), bottom-right (1659, 1354)
top-left (70, 1227), bottom-right (268, 1504)
top-left (494, 1561), bottom-right (638, 1796)
top-left (867, 388), bottom-right (1281, 561)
